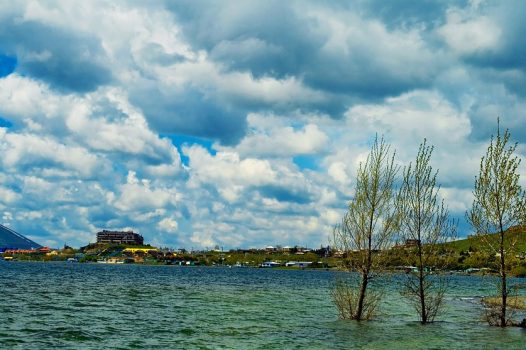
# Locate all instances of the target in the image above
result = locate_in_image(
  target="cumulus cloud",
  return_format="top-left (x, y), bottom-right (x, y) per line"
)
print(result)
top-left (158, 217), bottom-right (178, 233)
top-left (0, 186), bottom-right (20, 204)
top-left (0, 130), bottom-right (102, 177)
top-left (217, 114), bottom-right (329, 158)
top-left (112, 171), bottom-right (180, 212)
top-left (345, 90), bottom-right (472, 145)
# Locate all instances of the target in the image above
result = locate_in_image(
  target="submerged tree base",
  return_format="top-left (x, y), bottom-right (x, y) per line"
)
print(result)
top-left (400, 273), bottom-right (448, 324)
top-left (481, 295), bottom-right (526, 327)
top-left (331, 279), bottom-right (382, 321)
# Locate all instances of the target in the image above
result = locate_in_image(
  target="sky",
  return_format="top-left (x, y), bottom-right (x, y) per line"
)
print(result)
top-left (1, 0), bottom-right (526, 249)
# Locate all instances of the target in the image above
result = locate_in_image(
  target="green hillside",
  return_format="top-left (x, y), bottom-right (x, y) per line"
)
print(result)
top-left (444, 226), bottom-right (526, 254)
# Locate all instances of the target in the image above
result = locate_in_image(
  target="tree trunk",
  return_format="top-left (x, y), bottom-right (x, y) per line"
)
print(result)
top-left (500, 230), bottom-right (507, 327)
top-left (356, 218), bottom-right (373, 321)
top-left (418, 243), bottom-right (427, 324)
top-left (419, 268), bottom-right (427, 324)
top-left (356, 271), bottom-right (368, 321)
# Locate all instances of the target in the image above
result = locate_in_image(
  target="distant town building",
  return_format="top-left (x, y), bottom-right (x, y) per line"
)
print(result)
top-left (122, 247), bottom-right (158, 254)
top-left (4, 246), bottom-right (50, 254)
top-left (405, 239), bottom-right (420, 247)
top-left (96, 230), bottom-right (144, 245)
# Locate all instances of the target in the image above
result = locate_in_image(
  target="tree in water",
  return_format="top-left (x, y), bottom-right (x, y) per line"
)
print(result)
top-left (468, 120), bottom-right (526, 327)
top-left (398, 139), bottom-right (457, 324)
top-left (332, 136), bottom-right (399, 320)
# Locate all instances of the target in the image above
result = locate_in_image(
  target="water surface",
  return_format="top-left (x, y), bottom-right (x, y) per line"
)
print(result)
top-left (1, 261), bottom-right (525, 349)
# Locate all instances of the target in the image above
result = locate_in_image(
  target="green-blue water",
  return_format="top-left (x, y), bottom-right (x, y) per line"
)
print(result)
top-left (0, 261), bottom-right (525, 349)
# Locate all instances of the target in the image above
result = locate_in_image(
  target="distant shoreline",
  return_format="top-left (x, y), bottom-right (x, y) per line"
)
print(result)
top-left (1, 259), bottom-right (517, 278)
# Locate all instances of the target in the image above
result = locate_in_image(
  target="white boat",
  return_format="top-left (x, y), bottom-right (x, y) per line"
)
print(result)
top-left (260, 261), bottom-right (281, 268)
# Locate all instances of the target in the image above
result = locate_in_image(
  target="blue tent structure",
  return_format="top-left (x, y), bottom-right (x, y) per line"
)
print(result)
top-left (0, 224), bottom-right (42, 252)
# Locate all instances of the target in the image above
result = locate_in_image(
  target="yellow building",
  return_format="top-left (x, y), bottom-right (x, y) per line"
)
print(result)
top-left (123, 247), bottom-right (159, 254)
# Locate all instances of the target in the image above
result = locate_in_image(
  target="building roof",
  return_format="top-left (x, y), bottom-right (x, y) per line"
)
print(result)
top-left (0, 224), bottom-right (42, 250)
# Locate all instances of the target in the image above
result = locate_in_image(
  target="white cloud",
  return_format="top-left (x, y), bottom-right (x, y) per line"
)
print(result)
top-left (0, 75), bottom-right (182, 168)
top-left (158, 217), bottom-right (178, 233)
top-left (112, 171), bottom-right (180, 212)
top-left (0, 132), bottom-right (101, 177)
top-left (0, 187), bottom-right (20, 204)
top-left (439, 187), bottom-right (473, 214)
top-left (345, 90), bottom-right (472, 146)
top-left (0, 74), bottom-right (67, 126)
top-left (219, 114), bottom-right (329, 158)
top-left (184, 145), bottom-right (276, 192)
top-left (438, 6), bottom-right (502, 55)
top-left (328, 162), bottom-right (350, 186)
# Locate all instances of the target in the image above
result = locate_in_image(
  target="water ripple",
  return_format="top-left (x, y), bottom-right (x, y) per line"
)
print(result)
top-left (1, 262), bottom-right (525, 349)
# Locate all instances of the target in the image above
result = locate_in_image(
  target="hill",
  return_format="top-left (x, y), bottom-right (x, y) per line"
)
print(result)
top-left (444, 226), bottom-right (526, 253)
top-left (0, 224), bottom-right (42, 250)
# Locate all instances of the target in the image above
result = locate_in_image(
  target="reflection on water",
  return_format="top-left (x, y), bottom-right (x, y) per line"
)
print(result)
top-left (0, 261), bottom-right (524, 349)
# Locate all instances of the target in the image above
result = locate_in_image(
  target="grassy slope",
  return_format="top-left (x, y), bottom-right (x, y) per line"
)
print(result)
top-left (443, 226), bottom-right (526, 254)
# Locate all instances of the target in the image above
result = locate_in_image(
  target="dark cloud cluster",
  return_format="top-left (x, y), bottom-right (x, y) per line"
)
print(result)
top-left (0, 20), bottom-right (112, 92)
top-left (165, 0), bottom-right (443, 120)
top-left (130, 83), bottom-right (248, 145)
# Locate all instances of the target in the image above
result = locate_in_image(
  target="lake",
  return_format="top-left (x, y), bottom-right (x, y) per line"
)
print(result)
top-left (0, 261), bottom-right (525, 349)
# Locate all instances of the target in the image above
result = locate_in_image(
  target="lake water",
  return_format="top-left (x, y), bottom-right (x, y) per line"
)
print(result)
top-left (1, 261), bottom-right (525, 349)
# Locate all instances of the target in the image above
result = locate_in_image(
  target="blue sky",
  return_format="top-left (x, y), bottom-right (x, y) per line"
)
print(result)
top-left (0, 0), bottom-right (525, 249)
